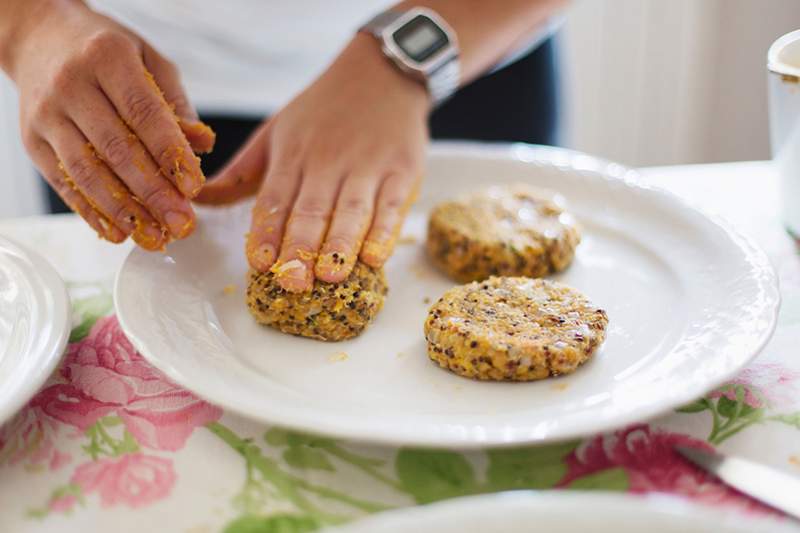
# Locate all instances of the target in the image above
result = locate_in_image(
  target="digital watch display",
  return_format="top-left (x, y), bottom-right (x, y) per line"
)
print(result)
top-left (360, 8), bottom-right (460, 105)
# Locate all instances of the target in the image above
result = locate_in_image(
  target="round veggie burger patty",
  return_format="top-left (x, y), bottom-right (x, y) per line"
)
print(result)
top-left (424, 276), bottom-right (608, 381)
top-left (247, 261), bottom-right (388, 341)
top-left (426, 183), bottom-right (581, 283)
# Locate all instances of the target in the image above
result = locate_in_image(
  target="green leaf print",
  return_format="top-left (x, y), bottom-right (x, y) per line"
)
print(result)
top-left (395, 449), bottom-right (477, 504)
top-left (676, 398), bottom-right (710, 414)
top-left (69, 293), bottom-right (113, 342)
top-left (223, 514), bottom-right (320, 533)
top-left (566, 467), bottom-right (629, 491)
top-left (485, 441), bottom-right (579, 491)
top-left (771, 412), bottom-right (800, 429)
top-left (283, 447), bottom-right (334, 472)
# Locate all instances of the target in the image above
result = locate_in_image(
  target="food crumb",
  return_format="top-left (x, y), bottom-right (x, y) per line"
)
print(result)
top-left (423, 297), bottom-right (431, 304)
top-left (790, 455), bottom-right (800, 468)
top-left (222, 284), bottom-right (237, 295)
top-left (397, 234), bottom-right (418, 245)
top-left (329, 351), bottom-right (349, 363)
top-left (551, 382), bottom-right (569, 391)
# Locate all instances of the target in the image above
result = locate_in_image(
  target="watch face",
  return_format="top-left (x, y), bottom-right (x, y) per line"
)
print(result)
top-left (392, 14), bottom-right (450, 63)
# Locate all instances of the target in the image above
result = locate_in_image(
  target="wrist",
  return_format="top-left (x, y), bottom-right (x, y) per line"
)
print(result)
top-left (346, 32), bottom-right (432, 112)
top-left (0, 0), bottom-right (84, 78)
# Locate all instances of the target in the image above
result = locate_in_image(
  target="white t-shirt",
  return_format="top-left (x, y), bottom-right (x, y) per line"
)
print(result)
top-left (90, 0), bottom-right (394, 116)
top-left (89, 1), bottom-right (556, 117)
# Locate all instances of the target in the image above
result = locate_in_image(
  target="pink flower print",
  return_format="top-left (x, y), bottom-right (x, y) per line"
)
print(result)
top-left (560, 425), bottom-right (775, 515)
top-left (71, 453), bottom-right (175, 508)
top-left (31, 384), bottom-right (115, 431)
top-left (49, 494), bottom-right (78, 513)
top-left (119, 391), bottom-right (224, 451)
top-left (709, 363), bottom-right (800, 409)
top-left (58, 316), bottom-right (222, 450)
top-left (0, 405), bottom-right (72, 470)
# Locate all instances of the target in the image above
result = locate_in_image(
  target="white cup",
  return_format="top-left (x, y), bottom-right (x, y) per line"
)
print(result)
top-left (769, 30), bottom-right (800, 239)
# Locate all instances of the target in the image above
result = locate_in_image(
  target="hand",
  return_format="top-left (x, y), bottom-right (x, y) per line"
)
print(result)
top-left (197, 34), bottom-right (428, 291)
top-left (5, 0), bottom-right (215, 249)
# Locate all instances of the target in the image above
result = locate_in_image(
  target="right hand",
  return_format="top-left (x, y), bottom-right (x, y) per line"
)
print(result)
top-left (4, 0), bottom-right (215, 249)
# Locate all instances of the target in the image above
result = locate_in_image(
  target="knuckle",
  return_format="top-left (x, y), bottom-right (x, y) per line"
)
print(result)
top-left (140, 186), bottom-right (172, 211)
top-left (82, 31), bottom-right (132, 61)
top-left (65, 156), bottom-right (99, 188)
top-left (20, 125), bottom-right (40, 152)
top-left (338, 195), bottom-right (370, 216)
top-left (123, 89), bottom-right (162, 129)
top-left (50, 63), bottom-right (79, 93)
top-left (98, 134), bottom-right (133, 169)
top-left (292, 197), bottom-right (329, 219)
top-left (380, 193), bottom-right (405, 211)
top-left (255, 193), bottom-right (290, 216)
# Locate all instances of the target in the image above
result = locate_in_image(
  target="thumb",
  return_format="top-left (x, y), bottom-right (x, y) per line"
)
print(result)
top-left (142, 44), bottom-right (216, 154)
top-left (194, 122), bottom-right (270, 205)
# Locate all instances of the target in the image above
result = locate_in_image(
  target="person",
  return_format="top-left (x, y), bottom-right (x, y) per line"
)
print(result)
top-left (0, 0), bottom-right (566, 292)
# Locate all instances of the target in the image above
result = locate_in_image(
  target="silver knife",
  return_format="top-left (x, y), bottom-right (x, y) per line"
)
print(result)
top-left (676, 445), bottom-right (800, 520)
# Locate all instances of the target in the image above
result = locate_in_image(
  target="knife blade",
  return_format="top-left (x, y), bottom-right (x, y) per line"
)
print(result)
top-left (676, 445), bottom-right (800, 520)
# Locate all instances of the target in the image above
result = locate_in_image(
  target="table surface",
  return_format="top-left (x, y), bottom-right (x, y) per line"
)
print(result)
top-left (1, 159), bottom-right (799, 533)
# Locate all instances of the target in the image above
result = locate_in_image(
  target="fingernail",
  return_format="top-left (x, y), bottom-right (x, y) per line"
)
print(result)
top-left (272, 259), bottom-right (310, 292)
top-left (361, 240), bottom-right (388, 264)
top-left (250, 243), bottom-right (276, 270)
top-left (316, 251), bottom-right (349, 279)
top-left (165, 211), bottom-right (194, 238)
top-left (133, 221), bottom-right (166, 251)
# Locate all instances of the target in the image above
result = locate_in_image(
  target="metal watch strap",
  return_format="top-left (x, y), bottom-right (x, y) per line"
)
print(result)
top-left (360, 9), bottom-right (460, 106)
top-left (361, 9), bottom-right (404, 34)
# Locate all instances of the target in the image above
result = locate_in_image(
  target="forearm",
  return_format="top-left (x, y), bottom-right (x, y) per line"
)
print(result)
top-left (394, 0), bottom-right (568, 83)
top-left (0, 0), bottom-right (84, 77)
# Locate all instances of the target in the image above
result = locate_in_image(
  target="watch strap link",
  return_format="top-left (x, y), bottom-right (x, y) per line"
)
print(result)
top-left (360, 9), bottom-right (404, 35)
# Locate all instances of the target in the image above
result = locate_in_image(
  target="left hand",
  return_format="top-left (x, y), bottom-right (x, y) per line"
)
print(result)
top-left (196, 34), bottom-right (429, 292)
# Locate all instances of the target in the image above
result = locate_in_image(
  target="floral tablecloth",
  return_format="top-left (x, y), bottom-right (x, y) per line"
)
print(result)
top-left (1, 160), bottom-right (799, 532)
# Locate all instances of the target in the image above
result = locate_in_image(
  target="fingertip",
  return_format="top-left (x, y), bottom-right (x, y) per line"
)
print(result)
top-left (359, 239), bottom-right (390, 269)
top-left (315, 251), bottom-right (354, 282)
top-left (274, 259), bottom-right (313, 293)
top-left (180, 119), bottom-right (216, 154)
top-left (247, 241), bottom-right (277, 272)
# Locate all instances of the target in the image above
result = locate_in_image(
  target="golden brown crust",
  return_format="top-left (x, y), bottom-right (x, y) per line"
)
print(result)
top-left (246, 262), bottom-right (388, 341)
top-left (424, 277), bottom-right (607, 381)
top-left (426, 184), bottom-right (581, 283)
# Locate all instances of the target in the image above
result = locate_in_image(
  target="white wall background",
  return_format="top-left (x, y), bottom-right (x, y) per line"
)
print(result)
top-left (0, 1), bottom-right (799, 218)
top-left (561, 0), bottom-right (800, 167)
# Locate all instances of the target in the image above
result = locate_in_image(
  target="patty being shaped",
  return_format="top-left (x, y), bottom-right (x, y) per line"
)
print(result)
top-left (424, 277), bottom-right (607, 381)
top-left (426, 184), bottom-right (581, 283)
top-left (247, 262), bottom-right (388, 341)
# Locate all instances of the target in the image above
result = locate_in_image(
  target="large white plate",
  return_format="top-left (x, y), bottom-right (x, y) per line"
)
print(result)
top-left (322, 492), bottom-right (792, 533)
top-left (0, 235), bottom-right (70, 425)
top-left (115, 143), bottom-right (780, 447)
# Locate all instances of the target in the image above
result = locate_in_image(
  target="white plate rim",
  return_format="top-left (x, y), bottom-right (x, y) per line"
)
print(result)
top-left (115, 142), bottom-right (781, 448)
top-left (0, 235), bottom-right (71, 425)
top-left (319, 491), bottom-right (792, 533)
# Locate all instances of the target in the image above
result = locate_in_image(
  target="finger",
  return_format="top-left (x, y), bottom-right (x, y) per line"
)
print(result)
top-left (360, 173), bottom-right (419, 268)
top-left (28, 138), bottom-right (126, 243)
top-left (275, 170), bottom-right (343, 292)
top-left (194, 123), bottom-right (270, 205)
top-left (50, 121), bottom-right (167, 250)
top-left (96, 44), bottom-right (205, 198)
top-left (141, 44), bottom-right (216, 154)
top-left (245, 162), bottom-right (302, 273)
top-left (315, 174), bottom-right (380, 282)
top-left (70, 86), bottom-right (196, 239)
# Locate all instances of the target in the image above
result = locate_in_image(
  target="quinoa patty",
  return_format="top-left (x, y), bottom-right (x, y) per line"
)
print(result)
top-left (247, 262), bottom-right (388, 341)
top-left (426, 184), bottom-right (581, 283)
top-left (424, 276), bottom-right (607, 381)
